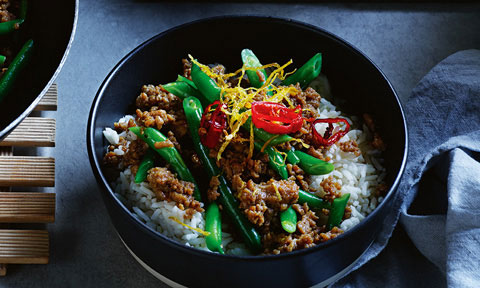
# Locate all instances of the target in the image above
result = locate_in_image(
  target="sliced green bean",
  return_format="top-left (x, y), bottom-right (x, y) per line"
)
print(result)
top-left (292, 150), bottom-right (334, 175)
top-left (241, 49), bottom-right (267, 86)
top-left (205, 201), bottom-right (224, 254)
top-left (0, 55), bottom-right (5, 67)
top-left (129, 126), bottom-right (201, 201)
top-left (162, 81), bottom-right (201, 100)
top-left (0, 39), bottom-right (33, 102)
top-left (282, 53), bottom-right (322, 89)
top-left (280, 206), bottom-right (297, 233)
top-left (183, 96), bottom-right (262, 253)
top-left (134, 149), bottom-right (155, 184)
top-left (286, 148), bottom-right (300, 165)
top-left (176, 75), bottom-right (197, 89)
top-left (327, 193), bottom-right (350, 229)
top-left (191, 62), bottom-right (221, 105)
top-left (253, 141), bottom-right (288, 180)
top-left (0, 19), bottom-right (24, 35)
top-left (243, 117), bottom-right (293, 146)
top-left (298, 190), bottom-right (331, 210)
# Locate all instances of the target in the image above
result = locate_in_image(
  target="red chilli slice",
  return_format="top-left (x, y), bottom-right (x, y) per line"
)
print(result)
top-left (311, 118), bottom-right (350, 146)
top-left (251, 102), bottom-right (303, 134)
top-left (200, 101), bottom-right (227, 148)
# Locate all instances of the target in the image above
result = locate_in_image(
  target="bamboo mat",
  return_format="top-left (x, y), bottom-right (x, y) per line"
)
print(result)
top-left (0, 84), bottom-right (57, 275)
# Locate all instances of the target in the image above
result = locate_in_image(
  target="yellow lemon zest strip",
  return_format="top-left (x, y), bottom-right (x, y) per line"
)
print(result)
top-left (168, 216), bottom-right (210, 236)
top-left (273, 184), bottom-right (282, 201)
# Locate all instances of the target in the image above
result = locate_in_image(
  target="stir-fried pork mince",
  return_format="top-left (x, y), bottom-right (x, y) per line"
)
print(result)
top-left (103, 52), bottom-right (387, 255)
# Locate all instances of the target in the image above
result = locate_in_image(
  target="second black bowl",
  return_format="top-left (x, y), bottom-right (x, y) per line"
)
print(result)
top-left (88, 16), bottom-right (407, 288)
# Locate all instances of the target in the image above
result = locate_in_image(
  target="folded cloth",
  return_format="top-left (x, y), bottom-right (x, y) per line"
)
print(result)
top-left (332, 49), bottom-right (480, 287)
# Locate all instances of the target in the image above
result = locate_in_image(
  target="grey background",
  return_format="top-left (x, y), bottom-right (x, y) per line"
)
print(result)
top-left (2, 1), bottom-right (480, 287)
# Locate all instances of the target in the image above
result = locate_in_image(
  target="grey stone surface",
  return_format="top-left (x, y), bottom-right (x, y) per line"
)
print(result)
top-left (1, 1), bottom-right (480, 287)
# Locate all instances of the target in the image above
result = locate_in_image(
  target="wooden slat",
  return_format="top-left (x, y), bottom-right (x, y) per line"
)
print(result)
top-left (0, 230), bottom-right (49, 264)
top-left (0, 157), bottom-right (54, 187)
top-left (34, 84), bottom-right (57, 111)
top-left (0, 118), bottom-right (55, 147)
top-left (0, 193), bottom-right (55, 223)
top-left (0, 148), bottom-right (12, 192)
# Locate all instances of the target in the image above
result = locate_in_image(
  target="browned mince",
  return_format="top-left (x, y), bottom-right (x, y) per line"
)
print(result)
top-left (286, 163), bottom-right (310, 192)
top-left (319, 226), bottom-right (344, 242)
top-left (136, 84), bottom-right (179, 111)
top-left (190, 152), bottom-right (202, 168)
top-left (307, 146), bottom-right (328, 161)
top-left (114, 118), bottom-right (136, 132)
top-left (104, 151), bottom-right (122, 166)
top-left (211, 64), bottom-right (225, 75)
top-left (339, 140), bottom-right (362, 156)
top-left (320, 176), bottom-right (343, 202)
top-left (182, 59), bottom-right (192, 79)
top-left (147, 167), bottom-right (204, 219)
top-left (207, 176), bottom-right (220, 202)
top-left (0, 0), bottom-right (15, 23)
top-left (282, 85), bottom-right (326, 151)
top-left (232, 175), bottom-right (299, 226)
top-left (104, 137), bottom-right (128, 166)
top-left (343, 205), bottom-right (352, 220)
top-left (154, 139), bottom-right (174, 149)
top-left (263, 203), bottom-right (333, 254)
top-left (123, 139), bottom-right (148, 167)
top-left (363, 113), bottom-right (386, 151)
top-left (290, 85), bottom-right (322, 119)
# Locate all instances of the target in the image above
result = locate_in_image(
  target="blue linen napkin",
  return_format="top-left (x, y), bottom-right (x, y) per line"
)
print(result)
top-left (332, 49), bottom-right (480, 287)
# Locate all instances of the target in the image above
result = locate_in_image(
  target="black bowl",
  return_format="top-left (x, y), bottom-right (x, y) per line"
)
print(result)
top-left (0, 0), bottom-right (77, 139)
top-left (88, 16), bottom-right (407, 288)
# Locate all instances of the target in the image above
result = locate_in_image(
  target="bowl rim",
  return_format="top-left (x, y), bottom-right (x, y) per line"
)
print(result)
top-left (87, 15), bottom-right (408, 261)
top-left (0, 0), bottom-right (79, 139)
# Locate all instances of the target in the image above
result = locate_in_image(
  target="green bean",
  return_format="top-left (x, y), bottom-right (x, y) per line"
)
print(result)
top-left (280, 206), bottom-right (297, 234)
top-left (286, 148), bottom-right (300, 165)
top-left (282, 53), bottom-right (322, 89)
top-left (176, 75), bottom-right (197, 89)
top-left (205, 201), bottom-right (224, 254)
top-left (327, 193), bottom-right (350, 229)
top-left (129, 126), bottom-right (201, 201)
top-left (0, 19), bottom-right (24, 35)
top-left (298, 190), bottom-right (331, 210)
top-left (183, 96), bottom-right (262, 253)
top-left (162, 81), bottom-right (201, 100)
top-left (0, 39), bottom-right (33, 102)
top-left (134, 149), bottom-right (155, 184)
top-left (243, 117), bottom-right (293, 146)
top-left (241, 49), bottom-right (267, 86)
top-left (0, 55), bottom-right (5, 67)
top-left (292, 150), bottom-right (334, 175)
top-left (191, 62), bottom-right (221, 105)
top-left (253, 141), bottom-right (288, 180)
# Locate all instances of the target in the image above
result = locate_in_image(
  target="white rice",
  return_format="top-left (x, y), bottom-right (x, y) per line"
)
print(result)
top-left (309, 98), bottom-right (386, 231)
top-left (105, 95), bottom-right (385, 252)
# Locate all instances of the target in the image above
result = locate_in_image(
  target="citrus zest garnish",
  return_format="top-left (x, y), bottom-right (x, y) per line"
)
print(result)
top-left (189, 56), bottom-right (302, 161)
top-left (273, 184), bottom-right (282, 201)
top-left (168, 216), bottom-right (210, 236)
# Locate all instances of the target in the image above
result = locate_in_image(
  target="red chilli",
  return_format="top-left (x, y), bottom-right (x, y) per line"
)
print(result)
top-left (311, 118), bottom-right (350, 146)
top-left (251, 102), bottom-right (303, 134)
top-left (200, 100), bottom-right (227, 148)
